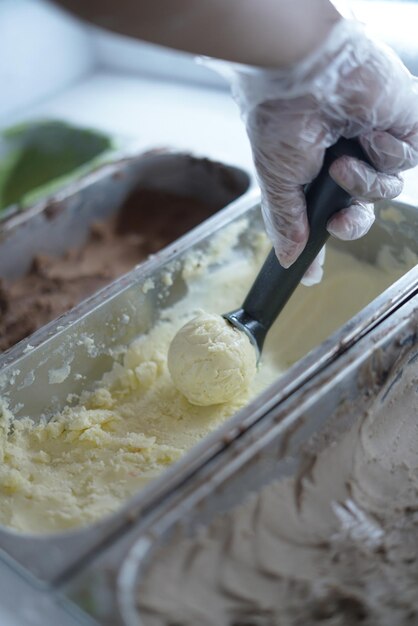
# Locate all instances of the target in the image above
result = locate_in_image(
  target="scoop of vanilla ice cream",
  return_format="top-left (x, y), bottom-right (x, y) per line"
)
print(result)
top-left (168, 312), bottom-right (257, 406)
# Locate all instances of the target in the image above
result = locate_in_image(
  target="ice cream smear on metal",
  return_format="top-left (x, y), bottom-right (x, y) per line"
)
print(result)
top-left (0, 217), bottom-right (415, 533)
top-left (168, 312), bottom-right (257, 406)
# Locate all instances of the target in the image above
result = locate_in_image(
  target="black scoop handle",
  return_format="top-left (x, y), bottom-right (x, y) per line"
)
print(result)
top-left (226, 138), bottom-right (371, 353)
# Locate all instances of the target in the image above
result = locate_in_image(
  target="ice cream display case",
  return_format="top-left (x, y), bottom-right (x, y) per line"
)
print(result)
top-left (3, 2), bottom-right (418, 623)
top-left (0, 187), bottom-right (416, 591)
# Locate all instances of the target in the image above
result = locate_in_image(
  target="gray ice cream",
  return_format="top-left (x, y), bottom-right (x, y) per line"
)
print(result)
top-left (138, 352), bottom-right (418, 626)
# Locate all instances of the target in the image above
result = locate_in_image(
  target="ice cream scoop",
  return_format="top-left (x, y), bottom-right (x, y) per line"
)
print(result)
top-left (224, 138), bottom-right (372, 359)
top-left (169, 139), bottom-right (371, 405)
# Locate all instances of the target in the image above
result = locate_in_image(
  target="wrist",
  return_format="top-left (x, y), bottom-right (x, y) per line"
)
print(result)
top-left (252, 0), bottom-right (343, 69)
top-left (211, 0), bottom-right (343, 69)
top-left (210, 19), bottom-right (367, 118)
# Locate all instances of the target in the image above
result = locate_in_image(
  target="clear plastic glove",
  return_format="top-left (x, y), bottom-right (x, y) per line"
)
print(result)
top-left (208, 20), bottom-right (418, 285)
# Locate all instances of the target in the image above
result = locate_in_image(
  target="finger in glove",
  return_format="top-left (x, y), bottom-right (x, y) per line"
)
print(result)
top-left (327, 200), bottom-right (375, 241)
top-left (301, 246), bottom-right (326, 286)
top-left (329, 156), bottom-right (403, 200)
top-left (360, 130), bottom-right (418, 174)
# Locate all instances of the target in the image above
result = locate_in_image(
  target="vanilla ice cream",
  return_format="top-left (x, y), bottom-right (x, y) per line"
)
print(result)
top-left (138, 352), bottom-right (418, 626)
top-left (0, 216), bottom-right (415, 533)
top-left (168, 312), bottom-right (257, 406)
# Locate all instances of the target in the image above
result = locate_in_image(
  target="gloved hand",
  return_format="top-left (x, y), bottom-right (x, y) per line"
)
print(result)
top-left (210, 19), bottom-right (418, 285)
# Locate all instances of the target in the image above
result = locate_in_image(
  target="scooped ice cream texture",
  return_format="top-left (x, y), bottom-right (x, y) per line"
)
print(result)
top-left (138, 353), bottom-right (418, 626)
top-left (0, 217), bottom-right (415, 533)
top-left (168, 312), bottom-right (257, 406)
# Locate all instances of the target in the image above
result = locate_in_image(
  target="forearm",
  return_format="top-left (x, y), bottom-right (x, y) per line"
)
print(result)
top-left (54, 0), bottom-right (342, 68)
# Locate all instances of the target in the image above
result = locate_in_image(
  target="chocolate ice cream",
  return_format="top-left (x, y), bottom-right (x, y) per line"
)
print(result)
top-left (0, 189), bottom-right (224, 351)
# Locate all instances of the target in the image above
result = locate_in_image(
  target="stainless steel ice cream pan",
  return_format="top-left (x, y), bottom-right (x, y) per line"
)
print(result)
top-left (115, 291), bottom-right (418, 626)
top-left (0, 148), bottom-right (250, 353)
top-left (0, 149), bottom-right (250, 281)
top-left (0, 193), bottom-right (416, 585)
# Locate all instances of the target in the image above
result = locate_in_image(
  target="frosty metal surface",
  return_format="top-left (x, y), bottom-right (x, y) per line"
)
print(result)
top-left (0, 149), bottom-right (250, 280)
top-left (0, 194), bottom-right (416, 585)
top-left (118, 292), bottom-right (418, 626)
